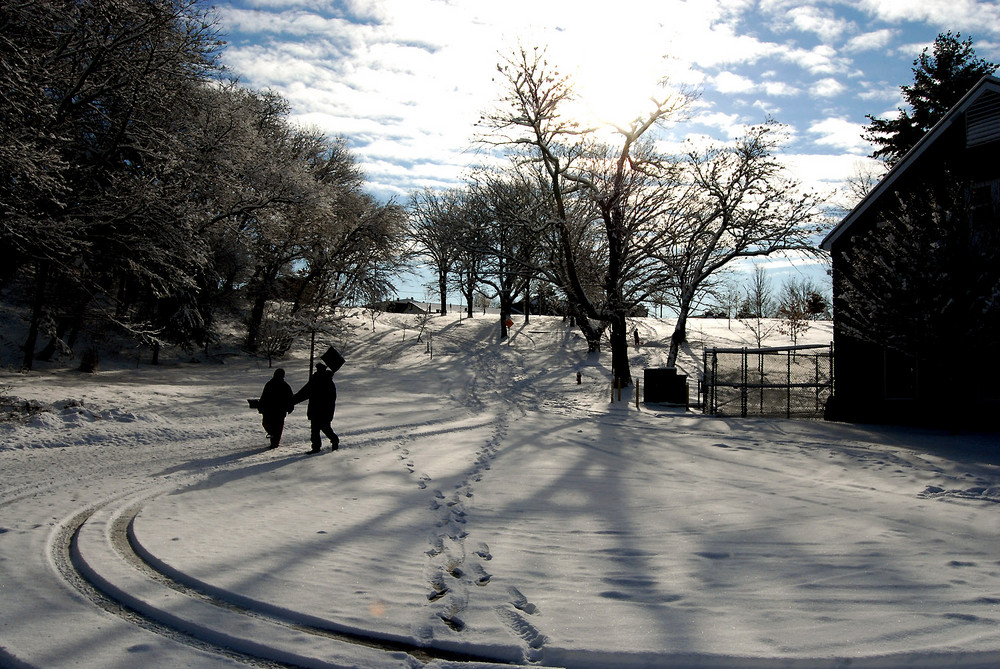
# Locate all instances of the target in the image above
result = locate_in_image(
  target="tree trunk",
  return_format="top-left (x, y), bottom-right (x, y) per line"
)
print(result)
top-left (21, 262), bottom-right (48, 371)
top-left (667, 288), bottom-right (695, 368)
top-left (245, 294), bottom-right (267, 351)
top-left (438, 269), bottom-right (448, 316)
top-left (523, 285), bottom-right (530, 324)
top-left (568, 302), bottom-right (602, 352)
top-left (610, 311), bottom-right (632, 389)
top-left (499, 299), bottom-right (512, 339)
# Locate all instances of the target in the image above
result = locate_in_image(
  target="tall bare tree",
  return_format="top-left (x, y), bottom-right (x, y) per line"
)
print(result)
top-left (482, 46), bottom-right (690, 387)
top-left (467, 169), bottom-right (546, 339)
top-left (409, 188), bottom-right (465, 315)
top-left (662, 121), bottom-right (827, 367)
top-left (738, 265), bottom-right (778, 348)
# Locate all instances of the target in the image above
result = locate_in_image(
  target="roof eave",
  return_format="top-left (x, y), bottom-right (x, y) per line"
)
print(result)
top-left (821, 74), bottom-right (1000, 252)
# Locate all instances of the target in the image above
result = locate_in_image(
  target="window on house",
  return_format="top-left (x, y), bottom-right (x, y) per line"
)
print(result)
top-left (970, 179), bottom-right (999, 213)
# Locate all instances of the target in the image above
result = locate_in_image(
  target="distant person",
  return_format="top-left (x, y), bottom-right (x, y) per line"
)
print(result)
top-left (293, 362), bottom-right (339, 454)
top-left (633, 327), bottom-right (640, 350)
top-left (257, 368), bottom-right (293, 449)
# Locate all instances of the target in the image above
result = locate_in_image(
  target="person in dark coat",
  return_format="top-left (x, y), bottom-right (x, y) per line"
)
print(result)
top-left (258, 368), bottom-right (294, 448)
top-left (293, 362), bottom-right (339, 453)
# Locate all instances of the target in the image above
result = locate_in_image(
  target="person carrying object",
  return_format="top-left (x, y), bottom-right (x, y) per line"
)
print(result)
top-left (293, 363), bottom-right (339, 453)
top-left (257, 368), bottom-right (294, 449)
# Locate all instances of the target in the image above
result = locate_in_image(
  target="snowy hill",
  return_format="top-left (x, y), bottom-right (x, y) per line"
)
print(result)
top-left (3, 313), bottom-right (1000, 669)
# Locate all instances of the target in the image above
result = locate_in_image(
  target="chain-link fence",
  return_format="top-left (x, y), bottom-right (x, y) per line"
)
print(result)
top-left (702, 344), bottom-right (834, 419)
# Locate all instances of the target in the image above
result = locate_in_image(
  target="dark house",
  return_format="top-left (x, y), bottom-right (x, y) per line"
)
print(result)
top-left (821, 75), bottom-right (1000, 427)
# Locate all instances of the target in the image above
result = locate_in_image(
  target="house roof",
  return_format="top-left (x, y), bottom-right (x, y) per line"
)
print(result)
top-left (821, 75), bottom-right (1000, 251)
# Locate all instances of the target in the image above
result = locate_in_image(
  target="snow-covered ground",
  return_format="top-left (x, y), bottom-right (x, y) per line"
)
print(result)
top-left (2, 313), bottom-right (1000, 668)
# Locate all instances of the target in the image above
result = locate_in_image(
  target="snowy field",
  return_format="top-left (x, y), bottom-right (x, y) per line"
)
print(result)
top-left (2, 313), bottom-right (1000, 669)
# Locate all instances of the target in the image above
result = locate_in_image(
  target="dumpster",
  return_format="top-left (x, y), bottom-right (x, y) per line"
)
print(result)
top-left (644, 367), bottom-right (688, 406)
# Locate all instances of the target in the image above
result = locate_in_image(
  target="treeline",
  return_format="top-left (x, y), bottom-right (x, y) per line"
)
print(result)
top-left (1, 0), bottom-right (407, 370)
top-left (408, 47), bottom-right (829, 388)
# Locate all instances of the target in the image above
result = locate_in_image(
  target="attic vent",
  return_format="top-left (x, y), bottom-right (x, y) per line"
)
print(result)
top-left (966, 90), bottom-right (1000, 147)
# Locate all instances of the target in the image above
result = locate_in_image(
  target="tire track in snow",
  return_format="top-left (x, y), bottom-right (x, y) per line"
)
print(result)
top-left (51, 499), bottom-right (286, 668)
top-left (58, 480), bottom-right (518, 667)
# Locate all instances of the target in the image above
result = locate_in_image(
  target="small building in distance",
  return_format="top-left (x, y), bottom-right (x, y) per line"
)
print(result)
top-left (821, 75), bottom-right (1000, 427)
top-left (375, 298), bottom-right (430, 315)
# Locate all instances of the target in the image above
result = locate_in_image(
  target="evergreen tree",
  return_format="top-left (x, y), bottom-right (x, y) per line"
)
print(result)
top-left (863, 32), bottom-right (998, 165)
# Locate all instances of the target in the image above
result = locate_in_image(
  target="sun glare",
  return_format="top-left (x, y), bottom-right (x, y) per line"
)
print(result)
top-left (531, 13), bottom-right (689, 135)
top-left (573, 63), bottom-right (669, 130)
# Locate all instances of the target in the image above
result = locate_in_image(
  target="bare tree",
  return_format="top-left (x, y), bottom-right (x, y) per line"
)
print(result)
top-left (775, 279), bottom-right (814, 345)
top-left (450, 190), bottom-right (490, 319)
top-left (662, 121), bottom-right (827, 367)
top-left (836, 175), bottom-right (1000, 364)
top-left (715, 280), bottom-right (744, 330)
top-left (481, 45), bottom-right (691, 387)
top-left (738, 265), bottom-right (778, 348)
top-left (409, 188), bottom-right (466, 316)
top-left (258, 303), bottom-right (295, 367)
top-left (466, 170), bottom-right (542, 339)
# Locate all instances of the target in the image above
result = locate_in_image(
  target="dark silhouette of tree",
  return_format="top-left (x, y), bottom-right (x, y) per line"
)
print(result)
top-left (863, 32), bottom-right (998, 165)
top-left (663, 121), bottom-right (826, 367)
top-left (836, 176), bottom-right (1000, 364)
top-left (408, 188), bottom-right (465, 316)
top-left (1, 1), bottom-right (406, 368)
top-left (0, 0), bottom-right (223, 370)
top-left (482, 46), bottom-right (690, 388)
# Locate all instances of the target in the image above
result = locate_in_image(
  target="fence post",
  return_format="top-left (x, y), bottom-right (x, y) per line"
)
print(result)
top-left (815, 352), bottom-right (821, 412)
top-left (787, 349), bottom-right (792, 419)
top-left (698, 348), bottom-right (708, 413)
top-left (758, 349), bottom-right (765, 415)
top-left (712, 351), bottom-right (718, 415)
top-left (829, 342), bottom-right (835, 399)
top-left (741, 347), bottom-right (748, 418)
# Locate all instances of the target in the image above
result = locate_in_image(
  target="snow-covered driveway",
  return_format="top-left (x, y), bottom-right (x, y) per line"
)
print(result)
top-left (3, 315), bottom-right (1000, 668)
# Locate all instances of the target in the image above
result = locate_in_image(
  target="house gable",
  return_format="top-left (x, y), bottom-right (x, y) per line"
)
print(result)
top-left (967, 89), bottom-right (1000, 147)
top-left (822, 75), bottom-right (1000, 426)
top-left (822, 75), bottom-right (1000, 252)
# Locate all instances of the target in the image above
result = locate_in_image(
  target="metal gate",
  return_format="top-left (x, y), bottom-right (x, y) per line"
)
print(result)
top-left (703, 343), bottom-right (834, 419)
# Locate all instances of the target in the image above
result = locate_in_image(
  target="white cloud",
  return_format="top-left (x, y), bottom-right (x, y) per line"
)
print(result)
top-left (213, 0), bottom-right (994, 202)
top-left (811, 77), bottom-right (846, 97)
top-left (787, 6), bottom-right (852, 43)
top-left (714, 72), bottom-right (756, 93)
top-left (762, 79), bottom-right (800, 96)
top-left (856, 82), bottom-right (904, 105)
top-left (753, 99), bottom-right (782, 115)
top-left (808, 118), bottom-right (869, 154)
top-left (857, 0), bottom-right (1000, 36)
top-left (781, 44), bottom-right (850, 75)
top-left (709, 71), bottom-right (798, 102)
top-left (779, 152), bottom-right (875, 195)
top-left (688, 111), bottom-right (746, 139)
top-left (845, 29), bottom-right (896, 53)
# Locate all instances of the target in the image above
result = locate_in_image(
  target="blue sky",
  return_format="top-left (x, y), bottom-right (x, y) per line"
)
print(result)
top-left (213, 0), bottom-right (1000, 297)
